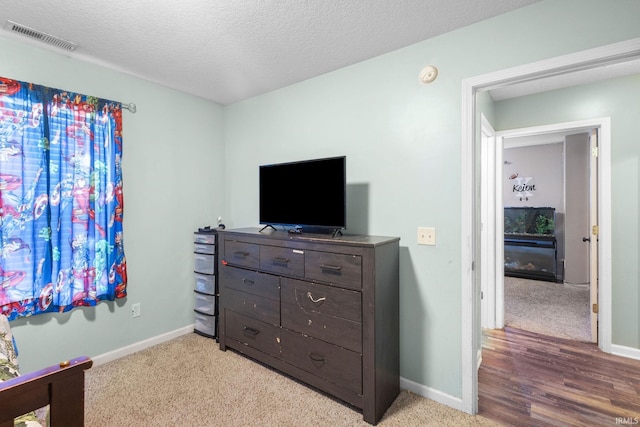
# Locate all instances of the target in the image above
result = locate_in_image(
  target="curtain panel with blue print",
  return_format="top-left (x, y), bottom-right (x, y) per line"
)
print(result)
top-left (0, 76), bottom-right (127, 320)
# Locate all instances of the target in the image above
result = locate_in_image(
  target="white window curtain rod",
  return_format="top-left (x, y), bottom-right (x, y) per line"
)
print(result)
top-left (121, 102), bottom-right (136, 113)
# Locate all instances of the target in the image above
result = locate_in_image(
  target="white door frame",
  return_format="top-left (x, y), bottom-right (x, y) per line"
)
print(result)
top-left (480, 115), bottom-right (498, 329)
top-left (589, 129), bottom-right (599, 343)
top-left (461, 37), bottom-right (640, 415)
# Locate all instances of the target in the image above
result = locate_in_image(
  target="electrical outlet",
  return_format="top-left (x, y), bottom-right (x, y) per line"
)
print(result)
top-left (417, 227), bottom-right (436, 246)
top-left (131, 303), bottom-right (141, 318)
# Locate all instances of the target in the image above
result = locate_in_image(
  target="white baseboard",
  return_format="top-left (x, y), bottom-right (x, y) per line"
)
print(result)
top-left (400, 376), bottom-right (463, 412)
top-left (91, 324), bottom-right (195, 366)
top-left (611, 343), bottom-right (640, 361)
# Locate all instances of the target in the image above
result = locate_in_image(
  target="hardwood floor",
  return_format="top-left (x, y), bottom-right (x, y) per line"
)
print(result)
top-left (478, 327), bottom-right (640, 426)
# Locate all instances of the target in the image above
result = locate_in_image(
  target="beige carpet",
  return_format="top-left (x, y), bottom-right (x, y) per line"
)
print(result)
top-left (504, 276), bottom-right (591, 342)
top-left (85, 333), bottom-right (497, 427)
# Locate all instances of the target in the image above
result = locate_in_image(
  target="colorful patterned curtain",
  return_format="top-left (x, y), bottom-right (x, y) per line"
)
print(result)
top-left (0, 76), bottom-right (127, 320)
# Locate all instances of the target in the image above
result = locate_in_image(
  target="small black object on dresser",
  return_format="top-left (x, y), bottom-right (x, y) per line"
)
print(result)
top-left (218, 227), bottom-right (400, 425)
top-left (193, 229), bottom-right (219, 339)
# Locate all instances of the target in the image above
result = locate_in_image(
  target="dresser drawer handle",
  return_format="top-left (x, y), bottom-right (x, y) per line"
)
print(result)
top-left (307, 292), bottom-right (326, 304)
top-left (234, 251), bottom-right (250, 257)
top-left (273, 257), bottom-right (290, 264)
top-left (320, 264), bottom-right (341, 272)
top-left (243, 326), bottom-right (259, 336)
top-left (309, 353), bottom-right (326, 365)
top-left (242, 278), bottom-right (255, 285)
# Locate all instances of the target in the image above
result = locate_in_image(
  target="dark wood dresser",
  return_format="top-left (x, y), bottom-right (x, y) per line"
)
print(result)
top-left (218, 227), bottom-right (400, 425)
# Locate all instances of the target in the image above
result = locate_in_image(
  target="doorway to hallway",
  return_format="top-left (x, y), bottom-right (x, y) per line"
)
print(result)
top-left (497, 127), bottom-right (597, 343)
top-left (481, 120), bottom-right (607, 345)
top-left (462, 38), bottom-right (638, 415)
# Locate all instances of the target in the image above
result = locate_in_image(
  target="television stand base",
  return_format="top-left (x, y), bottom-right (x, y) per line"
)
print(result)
top-left (259, 224), bottom-right (277, 232)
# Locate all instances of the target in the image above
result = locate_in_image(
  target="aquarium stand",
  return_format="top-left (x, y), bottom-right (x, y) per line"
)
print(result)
top-left (504, 234), bottom-right (557, 282)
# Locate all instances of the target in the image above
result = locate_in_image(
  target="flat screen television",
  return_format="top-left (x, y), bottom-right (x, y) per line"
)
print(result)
top-left (259, 156), bottom-right (346, 231)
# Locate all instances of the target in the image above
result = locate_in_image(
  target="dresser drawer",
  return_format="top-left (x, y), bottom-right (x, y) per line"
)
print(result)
top-left (221, 266), bottom-right (279, 300)
top-left (281, 329), bottom-right (362, 395)
top-left (260, 245), bottom-right (304, 277)
top-left (224, 288), bottom-right (280, 326)
top-left (194, 243), bottom-right (215, 255)
top-left (305, 251), bottom-right (362, 290)
top-left (281, 281), bottom-right (362, 353)
top-left (280, 278), bottom-right (361, 322)
top-left (226, 310), bottom-right (280, 358)
top-left (224, 240), bottom-right (260, 269)
top-left (194, 253), bottom-right (215, 275)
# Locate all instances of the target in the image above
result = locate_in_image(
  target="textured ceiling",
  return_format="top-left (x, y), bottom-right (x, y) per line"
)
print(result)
top-left (0, 0), bottom-right (539, 105)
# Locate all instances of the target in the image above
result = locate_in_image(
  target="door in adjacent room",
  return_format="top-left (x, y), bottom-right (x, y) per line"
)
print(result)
top-left (564, 133), bottom-right (590, 286)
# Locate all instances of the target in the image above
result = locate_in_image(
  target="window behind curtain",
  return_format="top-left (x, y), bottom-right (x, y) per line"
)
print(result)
top-left (0, 76), bottom-right (127, 320)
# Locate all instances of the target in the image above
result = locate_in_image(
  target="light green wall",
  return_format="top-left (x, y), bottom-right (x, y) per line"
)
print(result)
top-left (477, 91), bottom-right (496, 127)
top-left (0, 36), bottom-right (226, 372)
top-left (223, 0), bottom-right (640, 399)
top-left (2, 0), bottom-right (640, 402)
top-left (494, 74), bottom-right (640, 349)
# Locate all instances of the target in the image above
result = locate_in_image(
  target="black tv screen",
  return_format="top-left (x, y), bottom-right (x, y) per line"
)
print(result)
top-left (259, 156), bottom-right (346, 230)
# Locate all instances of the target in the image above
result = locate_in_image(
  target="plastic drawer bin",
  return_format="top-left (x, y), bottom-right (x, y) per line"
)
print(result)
top-left (194, 233), bottom-right (216, 245)
top-left (194, 254), bottom-right (215, 275)
top-left (194, 291), bottom-right (215, 315)
top-left (194, 310), bottom-right (217, 337)
top-left (195, 273), bottom-right (215, 294)
top-left (194, 243), bottom-right (215, 255)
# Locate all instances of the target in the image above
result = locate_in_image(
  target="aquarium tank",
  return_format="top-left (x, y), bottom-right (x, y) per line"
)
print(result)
top-left (504, 207), bottom-right (555, 235)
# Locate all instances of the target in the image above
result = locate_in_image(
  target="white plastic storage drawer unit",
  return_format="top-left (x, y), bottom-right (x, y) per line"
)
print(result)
top-left (193, 229), bottom-right (218, 339)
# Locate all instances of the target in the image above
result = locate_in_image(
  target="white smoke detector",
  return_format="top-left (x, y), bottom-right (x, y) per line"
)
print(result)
top-left (419, 65), bottom-right (439, 84)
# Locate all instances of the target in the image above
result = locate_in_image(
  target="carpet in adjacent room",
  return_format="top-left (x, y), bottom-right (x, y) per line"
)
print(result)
top-left (503, 276), bottom-right (591, 342)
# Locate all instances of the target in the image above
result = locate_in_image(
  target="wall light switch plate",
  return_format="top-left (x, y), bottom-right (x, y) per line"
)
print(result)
top-left (418, 227), bottom-right (436, 246)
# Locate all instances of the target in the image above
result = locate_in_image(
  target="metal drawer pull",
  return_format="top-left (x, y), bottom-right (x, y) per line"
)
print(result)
top-left (273, 257), bottom-right (290, 264)
top-left (234, 251), bottom-right (250, 257)
top-left (320, 264), bottom-right (341, 271)
top-left (242, 278), bottom-right (255, 285)
top-left (309, 353), bottom-right (325, 363)
top-left (243, 326), bottom-right (259, 336)
top-left (307, 292), bottom-right (326, 304)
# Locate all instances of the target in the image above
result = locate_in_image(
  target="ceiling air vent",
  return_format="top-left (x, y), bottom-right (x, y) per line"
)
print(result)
top-left (4, 20), bottom-right (78, 51)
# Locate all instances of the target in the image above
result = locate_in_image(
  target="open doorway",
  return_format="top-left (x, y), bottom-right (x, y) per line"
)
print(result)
top-left (481, 120), bottom-right (606, 344)
top-left (461, 37), bottom-right (640, 415)
top-left (497, 127), bottom-right (598, 344)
